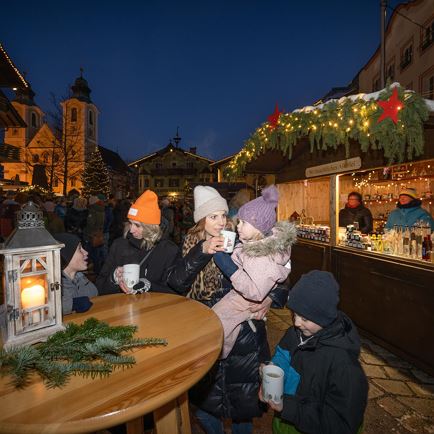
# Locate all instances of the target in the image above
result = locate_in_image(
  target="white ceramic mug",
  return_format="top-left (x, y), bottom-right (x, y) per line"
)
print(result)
top-left (262, 364), bottom-right (284, 404)
top-left (123, 264), bottom-right (140, 289)
top-left (221, 230), bottom-right (236, 253)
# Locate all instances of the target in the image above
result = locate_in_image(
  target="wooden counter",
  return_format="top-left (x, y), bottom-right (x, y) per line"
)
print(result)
top-left (0, 293), bottom-right (223, 434)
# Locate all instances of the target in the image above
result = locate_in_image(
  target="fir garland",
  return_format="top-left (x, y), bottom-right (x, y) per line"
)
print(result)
top-left (0, 318), bottom-right (167, 389)
top-left (225, 85), bottom-right (429, 179)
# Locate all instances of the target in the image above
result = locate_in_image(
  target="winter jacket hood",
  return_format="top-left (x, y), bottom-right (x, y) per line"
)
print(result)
top-left (240, 220), bottom-right (297, 260)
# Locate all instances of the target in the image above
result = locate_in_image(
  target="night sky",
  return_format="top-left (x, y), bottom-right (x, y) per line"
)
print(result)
top-left (2, 0), bottom-right (403, 162)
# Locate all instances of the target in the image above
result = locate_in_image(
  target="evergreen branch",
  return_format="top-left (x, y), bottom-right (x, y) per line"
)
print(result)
top-left (0, 318), bottom-right (166, 389)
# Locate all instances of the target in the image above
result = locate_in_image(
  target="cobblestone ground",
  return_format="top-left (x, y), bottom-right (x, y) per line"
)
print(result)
top-left (192, 307), bottom-right (434, 434)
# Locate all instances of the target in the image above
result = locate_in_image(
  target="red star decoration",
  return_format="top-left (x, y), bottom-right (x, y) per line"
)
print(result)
top-left (377, 87), bottom-right (405, 124)
top-left (267, 104), bottom-right (282, 129)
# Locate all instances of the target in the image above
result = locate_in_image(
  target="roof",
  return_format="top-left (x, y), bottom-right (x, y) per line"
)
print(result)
top-left (0, 43), bottom-right (28, 88)
top-left (98, 145), bottom-right (131, 172)
top-left (0, 89), bottom-right (27, 128)
top-left (209, 154), bottom-right (237, 167)
top-left (129, 142), bottom-right (214, 166)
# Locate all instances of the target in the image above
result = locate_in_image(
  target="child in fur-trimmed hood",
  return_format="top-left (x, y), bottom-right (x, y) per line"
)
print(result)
top-left (213, 185), bottom-right (296, 358)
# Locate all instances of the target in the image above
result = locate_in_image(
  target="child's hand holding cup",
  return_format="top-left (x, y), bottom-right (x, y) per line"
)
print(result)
top-left (261, 363), bottom-right (284, 411)
top-left (220, 230), bottom-right (236, 253)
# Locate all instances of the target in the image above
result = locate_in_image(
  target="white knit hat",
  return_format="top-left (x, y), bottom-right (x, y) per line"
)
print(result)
top-left (193, 186), bottom-right (228, 223)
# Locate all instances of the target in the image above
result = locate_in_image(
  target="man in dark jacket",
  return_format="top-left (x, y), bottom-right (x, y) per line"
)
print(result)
top-left (339, 192), bottom-right (373, 234)
top-left (262, 270), bottom-right (368, 434)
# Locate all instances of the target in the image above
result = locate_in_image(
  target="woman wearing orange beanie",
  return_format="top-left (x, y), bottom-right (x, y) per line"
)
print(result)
top-left (96, 190), bottom-right (180, 295)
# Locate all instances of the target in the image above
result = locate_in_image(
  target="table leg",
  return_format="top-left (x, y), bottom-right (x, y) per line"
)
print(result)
top-left (154, 392), bottom-right (191, 434)
top-left (126, 416), bottom-right (144, 434)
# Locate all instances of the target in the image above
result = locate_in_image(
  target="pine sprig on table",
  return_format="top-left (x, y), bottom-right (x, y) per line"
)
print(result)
top-left (0, 318), bottom-right (167, 389)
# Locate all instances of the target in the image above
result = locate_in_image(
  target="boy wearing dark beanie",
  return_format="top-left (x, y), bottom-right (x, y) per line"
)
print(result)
top-left (261, 270), bottom-right (368, 434)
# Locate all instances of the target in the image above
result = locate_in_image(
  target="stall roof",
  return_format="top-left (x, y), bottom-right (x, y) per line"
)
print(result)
top-left (0, 43), bottom-right (28, 88)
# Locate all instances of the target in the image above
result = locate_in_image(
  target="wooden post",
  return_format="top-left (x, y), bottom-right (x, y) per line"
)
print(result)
top-left (154, 392), bottom-right (191, 434)
top-left (329, 175), bottom-right (339, 246)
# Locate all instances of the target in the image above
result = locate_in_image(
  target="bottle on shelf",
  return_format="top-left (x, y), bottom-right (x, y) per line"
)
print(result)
top-left (403, 226), bottom-right (410, 257)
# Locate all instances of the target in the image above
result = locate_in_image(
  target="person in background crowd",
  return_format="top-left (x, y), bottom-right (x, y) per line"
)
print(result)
top-left (96, 190), bottom-right (180, 295)
top-left (110, 198), bottom-right (131, 245)
top-left (168, 186), bottom-right (289, 434)
top-left (0, 191), bottom-right (20, 239)
top-left (54, 197), bottom-right (67, 222)
top-left (227, 188), bottom-right (251, 227)
top-left (83, 194), bottom-right (105, 274)
top-left (385, 187), bottom-right (434, 230)
top-left (55, 233), bottom-right (98, 315)
top-left (65, 196), bottom-right (89, 240)
top-left (160, 197), bottom-right (175, 240)
top-left (103, 195), bottom-right (115, 250)
top-left (339, 191), bottom-right (373, 233)
top-left (44, 196), bottom-right (65, 234)
top-left (262, 270), bottom-right (368, 434)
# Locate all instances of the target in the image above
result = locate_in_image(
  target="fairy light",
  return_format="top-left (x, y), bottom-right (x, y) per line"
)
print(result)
top-left (0, 43), bottom-right (28, 88)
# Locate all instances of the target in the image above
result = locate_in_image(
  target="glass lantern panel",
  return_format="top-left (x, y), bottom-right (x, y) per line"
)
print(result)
top-left (35, 256), bottom-right (47, 271)
top-left (20, 275), bottom-right (48, 326)
top-left (20, 258), bottom-right (32, 273)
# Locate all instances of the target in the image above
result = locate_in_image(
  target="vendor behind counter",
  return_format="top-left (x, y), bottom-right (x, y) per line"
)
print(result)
top-left (385, 187), bottom-right (434, 231)
top-left (339, 191), bottom-right (373, 234)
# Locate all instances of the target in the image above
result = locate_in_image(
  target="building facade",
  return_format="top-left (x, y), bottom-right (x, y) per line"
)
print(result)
top-left (358, 0), bottom-right (434, 96)
top-left (130, 142), bottom-right (215, 200)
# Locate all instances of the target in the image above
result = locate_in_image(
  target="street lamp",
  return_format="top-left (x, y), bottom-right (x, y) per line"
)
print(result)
top-left (0, 201), bottom-right (64, 348)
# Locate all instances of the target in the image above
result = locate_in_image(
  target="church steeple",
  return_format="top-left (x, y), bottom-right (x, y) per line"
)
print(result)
top-left (70, 68), bottom-right (92, 102)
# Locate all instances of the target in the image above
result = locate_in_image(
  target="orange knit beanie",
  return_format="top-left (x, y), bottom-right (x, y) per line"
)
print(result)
top-left (127, 190), bottom-right (161, 224)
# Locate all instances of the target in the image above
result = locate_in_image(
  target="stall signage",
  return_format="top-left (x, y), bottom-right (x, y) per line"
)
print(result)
top-left (305, 157), bottom-right (361, 178)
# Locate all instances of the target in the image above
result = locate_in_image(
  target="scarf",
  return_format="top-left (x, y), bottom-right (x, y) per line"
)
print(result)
top-left (182, 231), bottom-right (221, 301)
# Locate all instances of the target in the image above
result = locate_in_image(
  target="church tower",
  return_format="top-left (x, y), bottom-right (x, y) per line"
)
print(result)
top-left (61, 70), bottom-right (99, 163)
top-left (4, 85), bottom-right (44, 149)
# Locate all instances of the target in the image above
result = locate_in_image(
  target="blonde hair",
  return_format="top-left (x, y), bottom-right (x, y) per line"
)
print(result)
top-left (124, 221), bottom-right (162, 250)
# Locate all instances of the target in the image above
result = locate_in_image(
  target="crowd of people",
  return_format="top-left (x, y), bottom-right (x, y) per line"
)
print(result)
top-left (0, 186), bottom-right (370, 434)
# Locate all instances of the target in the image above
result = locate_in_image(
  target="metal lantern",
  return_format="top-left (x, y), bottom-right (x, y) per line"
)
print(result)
top-left (0, 201), bottom-right (64, 348)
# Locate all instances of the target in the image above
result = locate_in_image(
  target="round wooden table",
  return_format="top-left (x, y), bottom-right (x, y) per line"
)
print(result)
top-left (0, 293), bottom-right (223, 434)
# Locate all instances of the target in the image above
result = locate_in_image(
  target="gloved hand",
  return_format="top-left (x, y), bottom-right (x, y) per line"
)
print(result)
top-left (72, 296), bottom-right (93, 313)
top-left (130, 278), bottom-right (152, 294)
top-left (213, 251), bottom-right (238, 278)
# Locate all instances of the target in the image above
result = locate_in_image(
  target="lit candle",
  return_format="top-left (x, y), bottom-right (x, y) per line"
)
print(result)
top-left (21, 285), bottom-right (45, 323)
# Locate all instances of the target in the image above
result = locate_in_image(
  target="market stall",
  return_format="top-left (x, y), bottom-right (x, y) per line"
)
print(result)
top-left (226, 84), bottom-right (434, 374)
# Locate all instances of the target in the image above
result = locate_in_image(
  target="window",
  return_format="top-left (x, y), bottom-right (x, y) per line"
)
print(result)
top-left (386, 62), bottom-right (394, 82)
top-left (372, 76), bottom-right (381, 92)
top-left (187, 161), bottom-right (193, 169)
top-left (169, 178), bottom-right (179, 187)
top-left (71, 107), bottom-right (77, 122)
top-left (421, 19), bottom-right (434, 51)
top-left (155, 162), bottom-right (163, 169)
top-left (144, 178), bottom-right (150, 188)
top-left (53, 153), bottom-right (59, 163)
top-left (32, 154), bottom-right (39, 163)
top-left (70, 177), bottom-right (76, 187)
top-left (42, 152), bottom-right (49, 164)
top-left (154, 178), bottom-right (164, 187)
top-left (54, 178), bottom-right (59, 187)
top-left (172, 162), bottom-right (177, 167)
top-left (88, 110), bottom-right (94, 125)
top-left (400, 44), bottom-right (413, 70)
top-left (31, 112), bottom-right (37, 128)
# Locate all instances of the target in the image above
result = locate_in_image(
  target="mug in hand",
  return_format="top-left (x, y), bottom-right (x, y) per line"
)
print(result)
top-left (123, 264), bottom-right (140, 289)
top-left (221, 230), bottom-right (236, 253)
top-left (262, 364), bottom-right (284, 405)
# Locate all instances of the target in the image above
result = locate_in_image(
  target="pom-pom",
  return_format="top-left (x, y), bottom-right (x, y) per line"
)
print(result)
top-left (261, 185), bottom-right (279, 204)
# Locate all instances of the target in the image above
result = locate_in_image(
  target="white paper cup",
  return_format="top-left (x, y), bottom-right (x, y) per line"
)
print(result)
top-left (262, 364), bottom-right (284, 404)
top-left (123, 264), bottom-right (140, 289)
top-left (221, 230), bottom-right (236, 253)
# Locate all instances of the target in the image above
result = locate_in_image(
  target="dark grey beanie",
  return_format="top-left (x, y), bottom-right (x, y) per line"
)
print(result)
top-left (55, 233), bottom-right (81, 268)
top-left (287, 270), bottom-right (339, 327)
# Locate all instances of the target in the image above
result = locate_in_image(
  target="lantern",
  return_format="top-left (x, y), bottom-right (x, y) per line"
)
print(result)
top-left (0, 201), bottom-right (64, 348)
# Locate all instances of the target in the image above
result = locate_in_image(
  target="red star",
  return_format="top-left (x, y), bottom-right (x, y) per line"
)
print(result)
top-left (267, 104), bottom-right (282, 129)
top-left (377, 87), bottom-right (404, 124)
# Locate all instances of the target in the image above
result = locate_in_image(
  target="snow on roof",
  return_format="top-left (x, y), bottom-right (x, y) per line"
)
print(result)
top-left (294, 82), bottom-right (434, 113)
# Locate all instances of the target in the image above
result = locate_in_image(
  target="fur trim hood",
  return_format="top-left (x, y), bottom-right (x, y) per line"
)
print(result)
top-left (240, 221), bottom-right (297, 257)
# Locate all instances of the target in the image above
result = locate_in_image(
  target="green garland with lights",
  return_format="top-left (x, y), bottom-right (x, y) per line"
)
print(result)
top-left (225, 85), bottom-right (429, 179)
top-left (0, 318), bottom-right (167, 389)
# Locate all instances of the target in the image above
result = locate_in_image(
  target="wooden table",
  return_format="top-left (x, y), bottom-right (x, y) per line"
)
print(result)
top-left (0, 293), bottom-right (223, 434)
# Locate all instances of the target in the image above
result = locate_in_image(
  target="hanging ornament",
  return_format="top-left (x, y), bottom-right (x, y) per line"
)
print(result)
top-left (377, 87), bottom-right (405, 124)
top-left (267, 104), bottom-right (282, 129)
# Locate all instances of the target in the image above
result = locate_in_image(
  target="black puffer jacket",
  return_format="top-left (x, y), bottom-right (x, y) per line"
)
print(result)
top-left (96, 232), bottom-right (180, 295)
top-left (168, 241), bottom-right (289, 420)
top-left (339, 204), bottom-right (373, 234)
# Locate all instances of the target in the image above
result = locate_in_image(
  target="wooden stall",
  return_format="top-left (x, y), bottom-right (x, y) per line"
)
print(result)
top-left (240, 111), bottom-right (434, 375)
